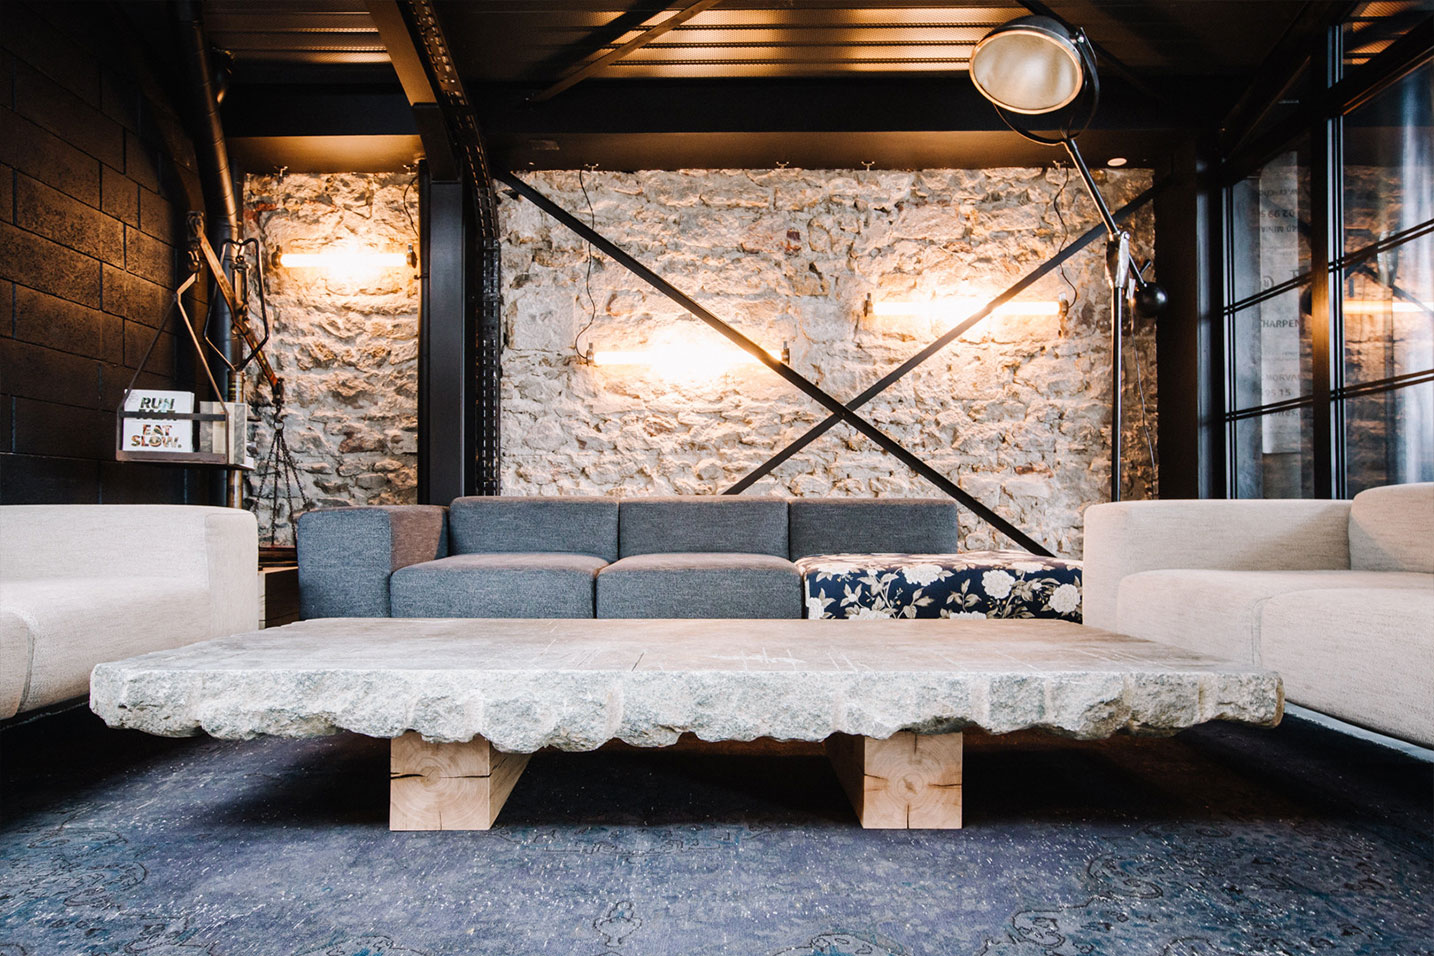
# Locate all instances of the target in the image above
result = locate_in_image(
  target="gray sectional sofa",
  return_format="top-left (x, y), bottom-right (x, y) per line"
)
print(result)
top-left (298, 496), bottom-right (960, 620)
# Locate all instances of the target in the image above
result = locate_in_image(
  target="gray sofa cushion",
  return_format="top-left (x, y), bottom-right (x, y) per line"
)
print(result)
top-left (391, 553), bottom-right (606, 618)
top-left (449, 496), bottom-right (618, 562)
top-left (618, 497), bottom-right (789, 557)
top-left (597, 552), bottom-right (802, 618)
top-left (1349, 482), bottom-right (1434, 573)
top-left (298, 505), bottom-right (448, 618)
top-left (788, 497), bottom-right (960, 559)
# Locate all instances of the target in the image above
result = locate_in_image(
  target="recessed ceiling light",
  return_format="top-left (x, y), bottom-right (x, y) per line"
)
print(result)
top-left (1106, 156), bottom-right (1128, 167)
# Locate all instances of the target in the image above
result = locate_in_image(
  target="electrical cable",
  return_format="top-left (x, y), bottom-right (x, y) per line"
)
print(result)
top-left (401, 170), bottom-right (419, 242)
top-left (1049, 164), bottom-right (1080, 313)
top-left (573, 165), bottom-right (599, 360)
top-left (1129, 330), bottom-right (1158, 477)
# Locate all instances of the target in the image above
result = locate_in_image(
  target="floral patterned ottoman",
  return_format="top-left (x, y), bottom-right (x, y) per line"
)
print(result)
top-left (797, 550), bottom-right (1082, 622)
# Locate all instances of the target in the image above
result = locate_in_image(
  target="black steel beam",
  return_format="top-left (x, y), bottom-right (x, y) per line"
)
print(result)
top-left (500, 171), bottom-right (1053, 556)
top-left (729, 181), bottom-right (1162, 494)
top-left (530, 0), bottom-right (725, 104)
top-left (1154, 136), bottom-right (1221, 499)
top-left (418, 170), bottom-right (471, 505)
top-left (399, 0), bottom-right (503, 495)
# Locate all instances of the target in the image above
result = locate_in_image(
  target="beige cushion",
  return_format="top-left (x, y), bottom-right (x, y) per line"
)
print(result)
top-left (1083, 499), bottom-right (1352, 631)
top-left (1114, 568), bottom-right (1431, 664)
top-left (0, 505), bottom-right (258, 715)
top-left (1349, 482), bottom-right (1434, 573)
top-left (1261, 585), bottom-right (1434, 746)
top-left (0, 578), bottom-right (211, 712)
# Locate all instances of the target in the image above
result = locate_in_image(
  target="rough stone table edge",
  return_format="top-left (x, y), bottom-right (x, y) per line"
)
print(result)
top-left (91, 663), bottom-right (1284, 751)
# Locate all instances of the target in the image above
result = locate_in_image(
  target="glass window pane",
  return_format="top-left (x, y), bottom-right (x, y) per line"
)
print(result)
top-left (1234, 408), bottom-right (1315, 499)
top-left (1343, 230), bottom-right (1434, 386)
top-left (1343, 59), bottom-right (1433, 255)
top-left (1229, 145), bottom-right (1311, 305)
top-left (1230, 285), bottom-right (1313, 411)
top-left (1345, 380), bottom-right (1434, 495)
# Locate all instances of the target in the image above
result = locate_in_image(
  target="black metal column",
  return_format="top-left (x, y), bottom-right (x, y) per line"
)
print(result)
top-left (401, 0), bottom-right (503, 497)
top-left (418, 166), bottom-right (471, 504)
top-left (1154, 134), bottom-right (1223, 499)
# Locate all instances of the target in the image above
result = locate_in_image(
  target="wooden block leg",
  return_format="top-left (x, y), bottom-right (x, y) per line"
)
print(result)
top-left (826, 731), bottom-right (962, 829)
top-left (389, 732), bottom-right (531, 831)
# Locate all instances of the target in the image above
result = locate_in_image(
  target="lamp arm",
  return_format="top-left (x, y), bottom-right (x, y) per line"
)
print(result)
top-left (1062, 137), bottom-right (1119, 239)
top-left (1061, 137), bottom-right (1158, 294)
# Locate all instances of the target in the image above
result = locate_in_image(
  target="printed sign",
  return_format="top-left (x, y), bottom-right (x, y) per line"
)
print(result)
top-left (122, 389), bottom-right (195, 453)
top-left (1258, 161), bottom-right (1303, 453)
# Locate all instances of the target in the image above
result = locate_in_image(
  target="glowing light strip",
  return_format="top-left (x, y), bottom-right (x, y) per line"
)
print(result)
top-left (870, 298), bottom-right (1063, 318)
top-left (1343, 298), bottom-right (1432, 315)
top-left (278, 251), bottom-right (408, 269)
top-left (590, 346), bottom-right (783, 367)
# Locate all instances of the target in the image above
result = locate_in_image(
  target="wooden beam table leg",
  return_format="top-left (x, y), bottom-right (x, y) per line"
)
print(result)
top-left (826, 731), bottom-right (963, 829)
top-left (389, 732), bottom-right (531, 831)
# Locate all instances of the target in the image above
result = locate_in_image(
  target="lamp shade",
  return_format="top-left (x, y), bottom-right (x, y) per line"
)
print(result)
top-left (970, 15), bottom-right (1087, 115)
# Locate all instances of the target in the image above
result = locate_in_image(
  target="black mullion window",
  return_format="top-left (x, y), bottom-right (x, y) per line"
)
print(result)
top-left (1220, 14), bottom-right (1432, 500)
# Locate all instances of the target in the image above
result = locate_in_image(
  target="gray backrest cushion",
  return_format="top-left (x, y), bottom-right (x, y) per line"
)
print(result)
top-left (297, 505), bottom-right (447, 618)
top-left (1349, 482), bottom-right (1434, 573)
top-left (788, 498), bottom-right (959, 559)
top-left (618, 497), bottom-right (789, 557)
top-left (449, 496), bottom-right (619, 561)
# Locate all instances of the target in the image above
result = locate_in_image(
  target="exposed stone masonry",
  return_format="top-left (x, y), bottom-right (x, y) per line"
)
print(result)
top-left (500, 168), bottom-right (1158, 557)
top-left (236, 167), bottom-right (1158, 556)
top-left (242, 172), bottom-right (420, 544)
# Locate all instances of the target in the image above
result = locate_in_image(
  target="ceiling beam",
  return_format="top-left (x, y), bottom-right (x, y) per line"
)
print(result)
top-left (366, 0), bottom-right (456, 175)
top-left (366, 0), bottom-right (436, 107)
top-left (1218, 1), bottom-right (1353, 157)
top-left (529, 0), bottom-right (725, 104)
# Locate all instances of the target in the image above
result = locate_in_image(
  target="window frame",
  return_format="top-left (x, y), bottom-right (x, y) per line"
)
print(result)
top-left (1219, 18), bottom-right (1434, 499)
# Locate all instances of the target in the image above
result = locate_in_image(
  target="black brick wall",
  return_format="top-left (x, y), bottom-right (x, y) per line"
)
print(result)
top-left (0, 1), bottom-right (215, 505)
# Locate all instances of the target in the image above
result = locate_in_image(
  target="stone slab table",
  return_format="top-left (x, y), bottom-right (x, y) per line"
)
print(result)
top-left (89, 618), bottom-right (1283, 831)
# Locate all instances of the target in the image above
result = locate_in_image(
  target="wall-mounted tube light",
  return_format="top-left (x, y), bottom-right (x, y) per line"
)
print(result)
top-left (871, 299), bottom-right (1065, 318)
top-left (272, 244), bottom-right (417, 272)
top-left (587, 343), bottom-right (785, 371)
top-left (867, 296), bottom-right (1066, 320)
top-left (1343, 298), bottom-right (1432, 315)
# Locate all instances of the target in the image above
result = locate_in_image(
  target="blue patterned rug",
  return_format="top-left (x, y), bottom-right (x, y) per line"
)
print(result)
top-left (2, 709), bottom-right (1430, 956)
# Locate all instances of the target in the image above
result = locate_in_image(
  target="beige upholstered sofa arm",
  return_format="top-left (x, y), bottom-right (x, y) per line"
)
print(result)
top-left (1081, 499), bottom-right (1352, 630)
top-left (0, 505), bottom-right (259, 717)
top-left (201, 508), bottom-right (261, 637)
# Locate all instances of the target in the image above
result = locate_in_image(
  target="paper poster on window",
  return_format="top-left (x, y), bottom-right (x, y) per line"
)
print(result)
top-left (1258, 161), bottom-right (1303, 453)
top-left (122, 389), bottom-right (195, 453)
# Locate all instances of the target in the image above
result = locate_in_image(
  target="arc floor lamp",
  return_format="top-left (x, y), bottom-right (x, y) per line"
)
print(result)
top-left (969, 15), bottom-right (1167, 501)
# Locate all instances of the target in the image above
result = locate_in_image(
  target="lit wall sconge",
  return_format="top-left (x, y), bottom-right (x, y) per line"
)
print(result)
top-left (271, 244), bottom-right (417, 272)
top-left (586, 342), bottom-right (786, 372)
top-left (867, 295), bottom-right (1067, 321)
top-left (1343, 298), bottom-right (1432, 315)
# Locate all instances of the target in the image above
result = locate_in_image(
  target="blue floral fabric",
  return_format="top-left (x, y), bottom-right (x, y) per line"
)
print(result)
top-left (797, 550), bottom-right (1083, 622)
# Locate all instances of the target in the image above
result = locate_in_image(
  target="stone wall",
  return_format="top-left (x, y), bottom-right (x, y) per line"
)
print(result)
top-left (242, 172), bottom-right (420, 544)
top-left (499, 168), bottom-right (1158, 557)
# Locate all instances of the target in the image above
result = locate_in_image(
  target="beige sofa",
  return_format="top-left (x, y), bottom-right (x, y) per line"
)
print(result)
top-left (1083, 482), bottom-right (1434, 746)
top-left (0, 505), bottom-right (258, 719)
